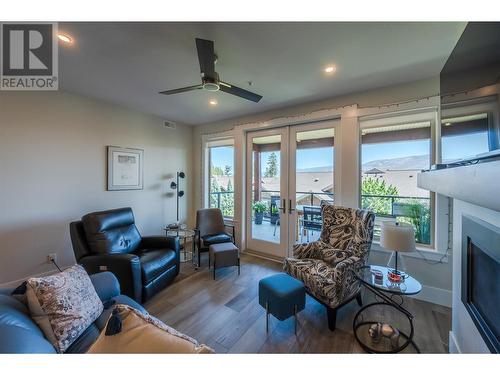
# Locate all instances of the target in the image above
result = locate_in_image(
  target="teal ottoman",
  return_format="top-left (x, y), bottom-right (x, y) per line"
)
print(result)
top-left (258, 273), bottom-right (306, 334)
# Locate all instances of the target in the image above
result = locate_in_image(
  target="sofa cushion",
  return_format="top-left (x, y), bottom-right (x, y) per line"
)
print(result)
top-left (65, 323), bottom-right (100, 354)
top-left (0, 293), bottom-right (54, 353)
top-left (202, 233), bottom-right (232, 246)
top-left (0, 325), bottom-right (57, 354)
top-left (82, 207), bottom-right (141, 255)
top-left (139, 249), bottom-right (177, 284)
top-left (0, 295), bottom-right (40, 333)
top-left (87, 304), bottom-right (214, 354)
top-left (26, 265), bottom-right (104, 353)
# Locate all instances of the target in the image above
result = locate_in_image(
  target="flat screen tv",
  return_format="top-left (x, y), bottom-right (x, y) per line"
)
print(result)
top-left (440, 22), bottom-right (500, 164)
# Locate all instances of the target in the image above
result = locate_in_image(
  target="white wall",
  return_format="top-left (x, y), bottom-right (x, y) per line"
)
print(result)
top-left (0, 90), bottom-right (193, 285)
top-left (192, 77), bottom-right (454, 306)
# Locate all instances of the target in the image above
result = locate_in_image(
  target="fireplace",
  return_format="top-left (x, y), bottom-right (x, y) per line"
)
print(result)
top-left (461, 215), bottom-right (500, 353)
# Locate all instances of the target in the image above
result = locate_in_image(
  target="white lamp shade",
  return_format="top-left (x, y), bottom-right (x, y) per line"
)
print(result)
top-left (380, 222), bottom-right (416, 252)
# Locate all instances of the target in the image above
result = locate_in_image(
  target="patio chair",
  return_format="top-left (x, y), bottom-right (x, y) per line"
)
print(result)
top-left (300, 205), bottom-right (322, 242)
top-left (271, 195), bottom-right (281, 237)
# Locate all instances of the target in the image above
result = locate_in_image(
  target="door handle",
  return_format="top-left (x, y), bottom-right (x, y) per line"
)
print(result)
top-left (278, 198), bottom-right (286, 214)
top-left (288, 199), bottom-right (295, 214)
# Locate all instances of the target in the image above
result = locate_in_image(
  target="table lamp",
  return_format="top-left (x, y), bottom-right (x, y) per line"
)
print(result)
top-left (380, 222), bottom-right (415, 282)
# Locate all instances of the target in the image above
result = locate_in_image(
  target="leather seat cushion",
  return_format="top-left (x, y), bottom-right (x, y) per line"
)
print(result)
top-left (139, 249), bottom-right (177, 284)
top-left (202, 233), bottom-right (232, 246)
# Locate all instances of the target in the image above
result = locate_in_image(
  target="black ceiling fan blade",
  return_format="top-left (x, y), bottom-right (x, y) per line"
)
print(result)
top-left (195, 38), bottom-right (216, 78)
top-left (159, 85), bottom-right (203, 95)
top-left (219, 82), bottom-right (263, 103)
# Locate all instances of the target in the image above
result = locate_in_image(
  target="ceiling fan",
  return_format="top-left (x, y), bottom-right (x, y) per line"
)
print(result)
top-left (159, 38), bottom-right (262, 103)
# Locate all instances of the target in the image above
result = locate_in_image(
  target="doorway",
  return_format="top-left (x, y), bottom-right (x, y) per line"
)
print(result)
top-left (245, 120), bottom-right (339, 258)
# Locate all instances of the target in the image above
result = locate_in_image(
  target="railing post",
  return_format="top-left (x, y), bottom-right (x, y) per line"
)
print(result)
top-left (310, 193), bottom-right (313, 206)
top-left (217, 192), bottom-right (221, 209)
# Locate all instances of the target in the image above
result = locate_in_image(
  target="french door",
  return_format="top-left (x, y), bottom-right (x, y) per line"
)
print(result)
top-left (245, 120), bottom-right (338, 259)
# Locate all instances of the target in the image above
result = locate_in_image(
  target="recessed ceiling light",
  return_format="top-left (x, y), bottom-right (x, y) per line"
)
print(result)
top-left (209, 99), bottom-right (218, 106)
top-left (324, 65), bottom-right (337, 74)
top-left (57, 33), bottom-right (73, 44)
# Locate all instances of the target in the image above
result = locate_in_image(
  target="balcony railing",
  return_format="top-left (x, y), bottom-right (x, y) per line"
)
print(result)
top-left (209, 190), bottom-right (431, 244)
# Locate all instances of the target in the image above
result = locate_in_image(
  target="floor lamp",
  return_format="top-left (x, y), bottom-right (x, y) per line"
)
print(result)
top-left (170, 171), bottom-right (185, 227)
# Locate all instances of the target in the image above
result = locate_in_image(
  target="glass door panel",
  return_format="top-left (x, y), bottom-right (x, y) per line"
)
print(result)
top-left (289, 124), bottom-right (336, 249)
top-left (246, 128), bottom-right (288, 258)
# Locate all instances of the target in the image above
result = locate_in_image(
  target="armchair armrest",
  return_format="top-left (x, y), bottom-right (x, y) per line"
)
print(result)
top-left (89, 271), bottom-right (121, 303)
top-left (79, 253), bottom-right (142, 302)
top-left (141, 235), bottom-right (180, 253)
top-left (224, 223), bottom-right (236, 243)
top-left (334, 255), bottom-right (364, 302)
top-left (193, 228), bottom-right (202, 250)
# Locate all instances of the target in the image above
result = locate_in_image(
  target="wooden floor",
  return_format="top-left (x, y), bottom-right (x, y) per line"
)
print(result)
top-left (145, 253), bottom-right (451, 354)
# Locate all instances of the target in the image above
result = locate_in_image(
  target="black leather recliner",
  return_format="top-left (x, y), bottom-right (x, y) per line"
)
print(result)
top-left (70, 207), bottom-right (180, 303)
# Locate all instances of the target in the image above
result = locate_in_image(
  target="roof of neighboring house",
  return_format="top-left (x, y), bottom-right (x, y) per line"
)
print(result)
top-left (365, 168), bottom-right (385, 174)
top-left (211, 175), bottom-right (234, 190)
top-left (258, 172), bottom-right (334, 199)
top-left (212, 169), bottom-right (428, 199)
top-left (362, 169), bottom-right (428, 197)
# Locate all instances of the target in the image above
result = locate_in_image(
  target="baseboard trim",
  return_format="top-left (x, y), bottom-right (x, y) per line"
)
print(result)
top-left (242, 249), bottom-right (452, 307)
top-left (408, 284), bottom-right (452, 307)
top-left (242, 249), bottom-right (283, 264)
top-left (449, 331), bottom-right (461, 353)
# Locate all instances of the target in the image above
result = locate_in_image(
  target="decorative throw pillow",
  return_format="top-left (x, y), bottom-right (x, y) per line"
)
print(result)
top-left (87, 304), bottom-right (214, 354)
top-left (26, 265), bottom-right (104, 353)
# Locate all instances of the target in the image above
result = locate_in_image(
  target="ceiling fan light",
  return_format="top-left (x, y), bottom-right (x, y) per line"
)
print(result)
top-left (57, 33), bottom-right (73, 44)
top-left (324, 65), bottom-right (337, 74)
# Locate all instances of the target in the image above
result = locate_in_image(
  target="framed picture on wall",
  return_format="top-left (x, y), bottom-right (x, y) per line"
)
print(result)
top-left (107, 146), bottom-right (144, 191)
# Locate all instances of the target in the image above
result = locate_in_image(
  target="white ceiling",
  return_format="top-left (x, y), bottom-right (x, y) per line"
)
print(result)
top-left (58, 22), bottom-right (466, 125)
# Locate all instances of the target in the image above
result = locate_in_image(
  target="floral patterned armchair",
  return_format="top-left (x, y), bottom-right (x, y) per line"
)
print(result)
top-left (283, 205), bottom-right (375, 331)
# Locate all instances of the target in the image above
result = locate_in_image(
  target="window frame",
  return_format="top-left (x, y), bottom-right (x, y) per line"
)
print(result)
top-left (440, 98), bottom-right (498, 163)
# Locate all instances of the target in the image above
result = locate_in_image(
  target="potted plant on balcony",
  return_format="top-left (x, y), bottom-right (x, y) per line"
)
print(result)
top-left (253, 201), bottom-right (267, 225)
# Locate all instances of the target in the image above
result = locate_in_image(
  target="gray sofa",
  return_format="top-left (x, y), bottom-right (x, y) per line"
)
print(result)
top-left (0, 272), bottom-right (145, 353)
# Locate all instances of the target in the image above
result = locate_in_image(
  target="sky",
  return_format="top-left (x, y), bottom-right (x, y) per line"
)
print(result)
top-left (210, 132), bottom-right (490, 173)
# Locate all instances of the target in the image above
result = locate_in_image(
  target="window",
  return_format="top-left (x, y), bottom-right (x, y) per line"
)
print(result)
top-left (360, 122), bottom-right (432, 245)
top-left (208, 142), bottom-right (234, 218)
top-left (441, 113), bottom-right (490, 162)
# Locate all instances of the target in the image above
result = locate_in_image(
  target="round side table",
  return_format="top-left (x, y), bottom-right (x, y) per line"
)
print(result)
top-left (164, 228), bottom-right (196, 266)
top-left (352, 265), bottom-right (422, 353)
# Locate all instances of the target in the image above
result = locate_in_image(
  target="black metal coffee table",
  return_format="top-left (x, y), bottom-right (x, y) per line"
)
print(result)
top-left (352, 265), bottom-right (422, 353)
